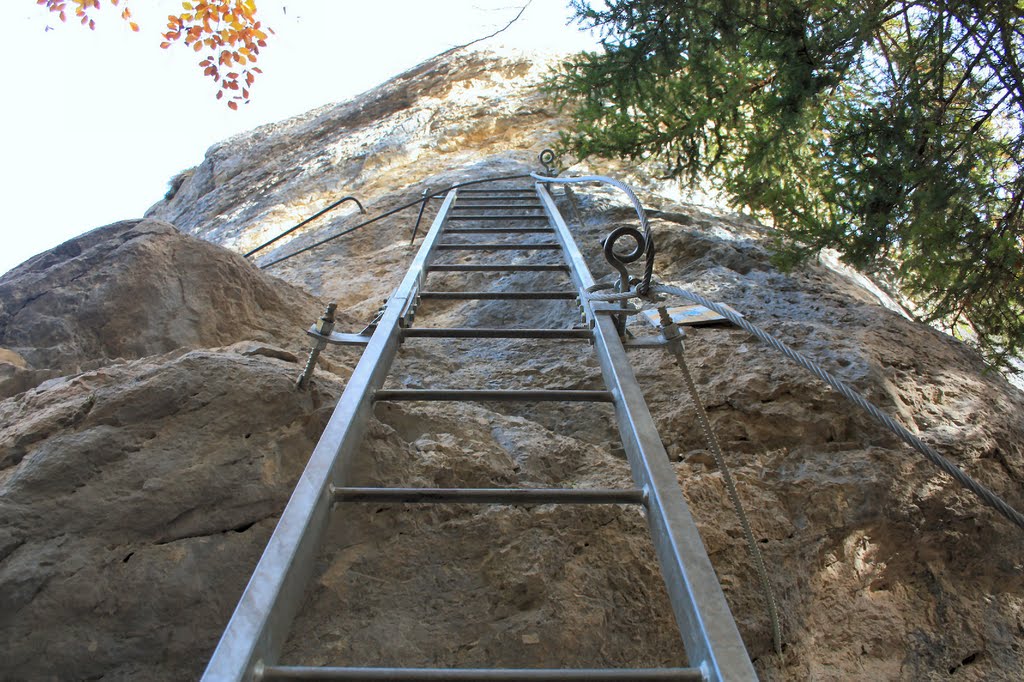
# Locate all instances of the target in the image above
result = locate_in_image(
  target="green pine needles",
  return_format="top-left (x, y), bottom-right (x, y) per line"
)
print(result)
top-left (551, 0), bottom-right (1024, 373)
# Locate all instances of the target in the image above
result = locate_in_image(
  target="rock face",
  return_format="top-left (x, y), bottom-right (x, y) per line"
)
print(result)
top-left (0, 348), bottom-right (341, 680)
top-left (0, 218), bottom-right (325, 398)
top-left (147, 49), bottom-right (559, 257)
top-left (3, 47), bottom-right (1023, 681)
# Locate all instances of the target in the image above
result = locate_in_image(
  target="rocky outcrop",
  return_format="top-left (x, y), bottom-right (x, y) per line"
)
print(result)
top-left (0, 218), bottom-right (326, 397)
top-left (0, 216), bottom-right (346, 679)
top-left (2, 47), bottom-right (1023, 681)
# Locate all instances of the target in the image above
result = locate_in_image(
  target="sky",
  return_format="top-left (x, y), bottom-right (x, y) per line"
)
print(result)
top-left (0, 0), bottom-right (600, 275)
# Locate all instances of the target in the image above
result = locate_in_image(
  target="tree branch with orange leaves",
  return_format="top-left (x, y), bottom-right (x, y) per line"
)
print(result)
top-left (37, 0), bottom-right (272, 108)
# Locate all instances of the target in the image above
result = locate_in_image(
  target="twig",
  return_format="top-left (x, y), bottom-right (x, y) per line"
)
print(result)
top-left (450, 1), bottom-right (533, 51)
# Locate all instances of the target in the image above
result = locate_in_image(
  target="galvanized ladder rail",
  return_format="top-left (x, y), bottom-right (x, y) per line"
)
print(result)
top-left (202, 190), bottom-right (458, 681)
top-left (536, 183), bottom-right (757, 681)
top-left (203, 183), bottom-right (757, 681)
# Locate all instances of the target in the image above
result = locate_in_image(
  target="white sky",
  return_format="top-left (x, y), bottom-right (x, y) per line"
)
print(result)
top-left (0, 0), bottom-right (599, 275)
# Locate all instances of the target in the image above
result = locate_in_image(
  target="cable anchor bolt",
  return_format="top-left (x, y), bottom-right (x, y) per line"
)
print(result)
top-left (297, 302), bottom-right (337, 390)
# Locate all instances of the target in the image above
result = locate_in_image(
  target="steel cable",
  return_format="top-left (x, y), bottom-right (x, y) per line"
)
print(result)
top-left (245, 196), bottom-right (364, 258)
top-left (662, 323), bottom-right (783, 655)
top-left (589, 283), bottom-right (1024, 532)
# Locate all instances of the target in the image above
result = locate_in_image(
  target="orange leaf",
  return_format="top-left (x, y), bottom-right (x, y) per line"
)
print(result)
top-left (228, 100), bottom-right (238, 110)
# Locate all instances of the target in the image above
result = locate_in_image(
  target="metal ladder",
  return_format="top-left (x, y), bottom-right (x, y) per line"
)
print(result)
top-left (203, 181), bottom-right (758, 681)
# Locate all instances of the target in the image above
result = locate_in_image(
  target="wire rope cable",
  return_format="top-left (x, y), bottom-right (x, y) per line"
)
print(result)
top-left (245, 196), bottom-right (364, 258)
top-left (662, 322), bottom-right (783, 655)
top-left (588, 283), bottom-right (1024, 532)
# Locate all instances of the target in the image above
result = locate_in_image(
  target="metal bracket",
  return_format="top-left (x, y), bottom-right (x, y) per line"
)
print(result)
top-left (306, 328), bottom-right (372, 346)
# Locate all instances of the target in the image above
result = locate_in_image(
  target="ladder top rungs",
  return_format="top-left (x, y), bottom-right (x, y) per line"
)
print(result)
top-left (260, 666), bottom-right (702, 681)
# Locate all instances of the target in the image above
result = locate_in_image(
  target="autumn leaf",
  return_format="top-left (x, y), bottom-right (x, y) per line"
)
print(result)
top-left (38, 0), bottom-right (272, 108)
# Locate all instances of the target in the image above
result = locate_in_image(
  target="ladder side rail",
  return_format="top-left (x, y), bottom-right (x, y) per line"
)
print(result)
top-left (535, 183), bottom-right (758, 682)
top-left (202, 190), bottom-right (459, 682)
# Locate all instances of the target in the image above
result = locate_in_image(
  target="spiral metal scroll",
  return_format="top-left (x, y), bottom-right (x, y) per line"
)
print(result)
top-left (538, 149), bottom-right (558, 176)
top-left (602, 225), bottom-right (648, 293)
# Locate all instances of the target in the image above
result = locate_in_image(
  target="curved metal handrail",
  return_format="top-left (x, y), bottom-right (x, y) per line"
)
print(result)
top-left (256, 173), bottom-right (535, 268)
top-left (244, 195), bottom-right (365, 258)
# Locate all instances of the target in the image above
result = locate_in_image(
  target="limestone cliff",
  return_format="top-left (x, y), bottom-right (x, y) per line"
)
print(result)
top-left (2, 48), bottom-right (1023, 681)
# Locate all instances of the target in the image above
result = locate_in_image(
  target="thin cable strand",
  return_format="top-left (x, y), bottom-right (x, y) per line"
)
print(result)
top-left (588, 284), bottom-right (1024, 532)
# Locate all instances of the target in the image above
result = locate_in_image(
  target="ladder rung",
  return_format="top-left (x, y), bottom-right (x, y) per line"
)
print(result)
top-left (402, 327), bottom-right (591, 339)
top-left (331, 487), bottom-right (645, 505)
top-left (456, 196), bottom-right (543, 201)
top-left (375, 389), bottom-right (612, 402)
top-left (261, 668), bottom-right (702, 680)
top-left (444, 227), bottom-right (554, 233)
top-left (437, 243), bottom-right (562, 250)
top-left (419, 291), bottom-right (576, 300)
top-left (427, 264), bottom-right (570, 272)
top-left (448, 215), bottom-right (549, 221)
top-left (458, 188), bottom-right (535, 193)
top-left (452, 204), bottom-right (544, 210)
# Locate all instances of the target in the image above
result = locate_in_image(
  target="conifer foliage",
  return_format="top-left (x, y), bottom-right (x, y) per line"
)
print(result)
top-left (552, 0), bottom-right (1024, 370)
